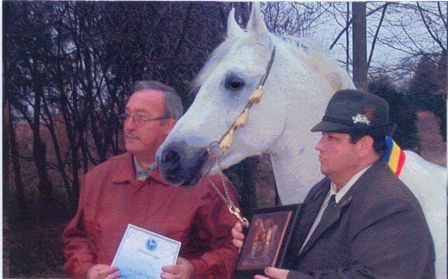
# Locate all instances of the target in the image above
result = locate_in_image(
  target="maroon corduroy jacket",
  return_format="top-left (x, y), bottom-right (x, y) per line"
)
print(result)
top-left (63, 153), bottom-right (239, 278)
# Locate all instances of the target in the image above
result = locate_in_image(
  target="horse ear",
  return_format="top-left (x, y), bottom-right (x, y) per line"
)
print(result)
top-left (227, 7), bottom-right (242, 38)
top-left (247, 3), bottom-right (268, 35)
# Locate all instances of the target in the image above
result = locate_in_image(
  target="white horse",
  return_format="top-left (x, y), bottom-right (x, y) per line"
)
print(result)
top-left (156, 6), bottom-right (447, 278)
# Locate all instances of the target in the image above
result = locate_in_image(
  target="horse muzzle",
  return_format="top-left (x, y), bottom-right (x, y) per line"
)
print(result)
top-left (157, 141), bottom-right (209, 186)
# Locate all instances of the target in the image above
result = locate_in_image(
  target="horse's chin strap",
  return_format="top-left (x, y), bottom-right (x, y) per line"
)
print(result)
top-left (207, 47), bottom-right (276, 158)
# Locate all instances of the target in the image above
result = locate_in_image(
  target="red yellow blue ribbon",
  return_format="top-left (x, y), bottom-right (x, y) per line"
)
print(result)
top-left (384, 136), bottom-right (406, 176)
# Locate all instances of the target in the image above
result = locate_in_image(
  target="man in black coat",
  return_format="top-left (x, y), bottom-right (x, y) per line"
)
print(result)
top-left (232, 89), bottom-right (435, 279)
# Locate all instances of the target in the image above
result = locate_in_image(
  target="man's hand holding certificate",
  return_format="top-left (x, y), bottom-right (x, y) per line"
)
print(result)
top-left (160, 257), bottom-right (195, 279)
top-left (112, 224), bottom-right (181, 279)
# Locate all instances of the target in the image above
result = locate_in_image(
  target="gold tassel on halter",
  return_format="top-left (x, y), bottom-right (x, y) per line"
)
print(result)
top-left (219, 128), bottom-right (235, 151)
top-left (235, 108), bottom-right (249, 127)
top-left (249, 86), bottom-right (263, 103)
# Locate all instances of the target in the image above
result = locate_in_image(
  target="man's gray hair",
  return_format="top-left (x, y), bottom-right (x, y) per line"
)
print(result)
top-left (130, 80), bottom-right (184, 120)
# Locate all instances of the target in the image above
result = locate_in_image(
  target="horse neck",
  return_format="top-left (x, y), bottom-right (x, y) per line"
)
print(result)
top-left (268, 117), bottom-right (323, 204)
top-left (264, 42), bottom-right (354, 205)
top-left (265, 53), bottom-right (329, 204)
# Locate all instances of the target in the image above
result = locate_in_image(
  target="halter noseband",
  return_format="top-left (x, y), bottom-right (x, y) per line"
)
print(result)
top-left (207, 47), bottom-right (276, 158)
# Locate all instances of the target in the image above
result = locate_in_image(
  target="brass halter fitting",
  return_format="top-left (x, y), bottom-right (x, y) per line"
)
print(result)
top-left (207, 47), bottom-right (276, 158)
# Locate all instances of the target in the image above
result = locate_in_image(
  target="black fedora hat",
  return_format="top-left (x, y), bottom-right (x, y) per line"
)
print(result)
top-left (311, 89), bottom-right (396, 135)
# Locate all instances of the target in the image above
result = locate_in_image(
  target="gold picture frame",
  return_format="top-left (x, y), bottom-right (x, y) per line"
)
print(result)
top-left (234, 204), bottom-right (302, 277)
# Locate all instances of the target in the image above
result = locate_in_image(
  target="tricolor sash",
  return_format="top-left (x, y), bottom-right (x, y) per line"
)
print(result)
top-left (383, 136), bottom-right (406, 176)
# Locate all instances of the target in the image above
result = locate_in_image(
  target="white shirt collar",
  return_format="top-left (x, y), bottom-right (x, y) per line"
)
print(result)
top-left (330, 165), bottom-right (372, 204)
top-left (133, 156), bottom-right (157, 181)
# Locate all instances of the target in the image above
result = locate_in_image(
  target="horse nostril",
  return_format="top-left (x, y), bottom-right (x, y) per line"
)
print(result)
top-left (161, 149), bottom-right (184, 172)
top-left (158, 142), bottom-right (209, 186)
top-left (163, 150), bottom-right (180, 164)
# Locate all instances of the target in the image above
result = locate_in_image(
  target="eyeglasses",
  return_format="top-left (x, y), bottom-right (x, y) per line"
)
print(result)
top-left (120, 112), bottom-right (170, 127)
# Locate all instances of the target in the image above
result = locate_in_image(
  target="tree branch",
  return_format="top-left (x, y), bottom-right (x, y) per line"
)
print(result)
top-left (417, 2), bottom-right (446, 51)
top-left (330, 3), bottom-right (389, 50)
top-left (437, 2), bottom-right (447, 29)
top-left (368, 3), bottom-right (389, 70)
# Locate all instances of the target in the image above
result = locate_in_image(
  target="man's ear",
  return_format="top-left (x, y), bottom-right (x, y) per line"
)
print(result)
top-left (357, 135), bottom-right (374, 156)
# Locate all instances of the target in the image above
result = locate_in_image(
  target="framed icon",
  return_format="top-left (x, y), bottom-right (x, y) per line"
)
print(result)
top-left (234, 204), bottom-right (302, 277)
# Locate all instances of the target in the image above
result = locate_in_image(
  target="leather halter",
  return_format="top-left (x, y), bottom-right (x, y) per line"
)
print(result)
top-left (207, 47), bottom-right (276, 158)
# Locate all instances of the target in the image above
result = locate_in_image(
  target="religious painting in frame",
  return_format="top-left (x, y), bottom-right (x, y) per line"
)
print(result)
top-left (234, 204), bottom-right (302, 278)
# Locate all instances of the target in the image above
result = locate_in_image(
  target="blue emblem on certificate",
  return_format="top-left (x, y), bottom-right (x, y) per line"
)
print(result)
top-left (112, 224), bottom-right (181, 279)
top-left (146, 239), bottom-right (157, 251)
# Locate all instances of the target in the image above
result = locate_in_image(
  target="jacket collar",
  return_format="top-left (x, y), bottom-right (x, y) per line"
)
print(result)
top-left (309, 180), bottom-right (331, 203)
top-left (298, 160), bottom-right (385, 257)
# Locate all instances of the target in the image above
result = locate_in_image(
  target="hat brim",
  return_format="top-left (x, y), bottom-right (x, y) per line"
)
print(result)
top-left (311, 120), bottom-right (350, 132)
top-left (311, 121), bottom-right (396, 135)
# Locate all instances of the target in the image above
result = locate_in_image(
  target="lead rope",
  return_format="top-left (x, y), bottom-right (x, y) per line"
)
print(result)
top-left (207, 169), bottom-right (249, 228)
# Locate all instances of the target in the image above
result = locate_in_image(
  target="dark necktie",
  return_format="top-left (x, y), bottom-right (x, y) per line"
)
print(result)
top-left (320, 194), bottom-right (337, 222)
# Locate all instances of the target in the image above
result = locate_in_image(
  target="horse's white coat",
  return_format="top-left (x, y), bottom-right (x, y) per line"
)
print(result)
top-left (159, 6), bottom-right (447, 277)
top-left (401, 151), bottom-right (447, 278)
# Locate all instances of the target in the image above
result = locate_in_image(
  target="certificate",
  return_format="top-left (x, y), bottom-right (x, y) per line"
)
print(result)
top-left (112, 224), bottom-right (181, 279)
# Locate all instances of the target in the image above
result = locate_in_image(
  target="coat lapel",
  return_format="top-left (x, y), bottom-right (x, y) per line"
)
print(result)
top-left (297, 161), bottom-right (386, 258)
top-left (299, 187), bottom-right (354, 257)
top-left (299, 181), bottom-right (332, 242)
top-left (286, 180), bottom-right (331, 263)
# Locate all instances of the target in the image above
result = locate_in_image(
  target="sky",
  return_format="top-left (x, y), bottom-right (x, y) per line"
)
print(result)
top-left (285, 2), bottom-right (446, 87)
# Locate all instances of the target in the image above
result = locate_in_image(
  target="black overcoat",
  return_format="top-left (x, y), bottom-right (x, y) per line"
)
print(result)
top-left (286, 160), bottom-right (435, 279)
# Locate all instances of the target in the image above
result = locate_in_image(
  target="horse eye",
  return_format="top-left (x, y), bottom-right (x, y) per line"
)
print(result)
top-left (224, 75), bottom-right (245, 91)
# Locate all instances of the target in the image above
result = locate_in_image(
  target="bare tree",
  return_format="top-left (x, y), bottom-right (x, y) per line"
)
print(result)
top-left (5, 2), bottom-right (55, 204)
top-left (4, 1), bottom-right (236, 216)
top-left (262, 2), bottom-right (329, 37)
top-left (371, 2), bottom-right (447, 81)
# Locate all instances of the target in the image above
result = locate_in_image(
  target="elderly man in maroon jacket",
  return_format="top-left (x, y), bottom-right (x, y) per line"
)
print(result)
top-left (63, 80), bottom-right (239, 279)
top-left (233, 89), bottom-right (435, 279)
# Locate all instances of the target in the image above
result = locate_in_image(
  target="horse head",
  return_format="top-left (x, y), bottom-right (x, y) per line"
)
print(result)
top-left (157, 6), bottom-right (290, 186)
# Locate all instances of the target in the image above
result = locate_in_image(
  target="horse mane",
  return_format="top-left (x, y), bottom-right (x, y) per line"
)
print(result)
top-left (194, 32), bottom-right (354, 93)
top-left (278, 35), bottom-right (355, 92)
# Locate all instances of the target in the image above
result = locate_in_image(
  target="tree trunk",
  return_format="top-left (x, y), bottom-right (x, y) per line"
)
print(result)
top-left (3, 99), bottom-right (10, 198)
top-left (42, 96), bottom-right (72, 208)
top-left (8, 104), bottom-right (29, 216)
top-left (57, 81), bottom-right (81, 214)
top-left (32, 85), bottom-right (54, 203)
top-left (352, 2), bottom-right (367, 91)
top-left (345, 3), bottom-right (350, 72)
top-left (65, 115), bottom-right (81, 214)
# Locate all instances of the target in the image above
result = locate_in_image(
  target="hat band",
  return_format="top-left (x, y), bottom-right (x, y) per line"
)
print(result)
top-left (322, 115), bottom-right (368, 127)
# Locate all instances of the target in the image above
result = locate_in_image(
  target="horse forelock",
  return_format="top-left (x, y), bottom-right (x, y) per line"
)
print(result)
top-left (193, 33), bottom-right (273, 88)
top-left (193, 38), bottom-right (236, 88)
